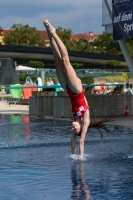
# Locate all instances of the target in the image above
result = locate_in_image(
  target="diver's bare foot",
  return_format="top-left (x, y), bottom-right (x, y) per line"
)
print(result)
top-left (43, 19), bottom-right (56, 35)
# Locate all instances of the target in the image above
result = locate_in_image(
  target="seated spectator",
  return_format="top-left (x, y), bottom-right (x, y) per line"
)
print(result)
top-left (46, 77), bottom-right (54, 86)
top-left (103, 86), bottom-right (112, 94)
top-left (54, 78), bottom-right (61, 96)
top-left (126, 82), bottom-right (129, 89)
top-left (94, 89), bottom-right (100, 94)
top-left (123, 82), bottom-right (133, 95)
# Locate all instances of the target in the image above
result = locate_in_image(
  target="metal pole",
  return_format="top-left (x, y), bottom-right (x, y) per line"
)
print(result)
top-left (104, 0), bottom-right (112, 19)
top-left (40, 70), bottom-right (45, 85)
top-left (118, 40), bottom-right (133, 76)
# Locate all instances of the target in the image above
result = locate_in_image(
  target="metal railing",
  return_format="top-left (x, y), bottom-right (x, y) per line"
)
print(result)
top-left (0, 83), bottom-right (124, 91)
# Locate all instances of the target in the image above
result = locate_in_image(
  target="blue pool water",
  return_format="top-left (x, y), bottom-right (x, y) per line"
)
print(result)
top-left (0, 114), bottom-right (133, 200)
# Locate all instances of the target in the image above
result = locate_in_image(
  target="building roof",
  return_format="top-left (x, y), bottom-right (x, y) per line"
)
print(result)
top-left (1, 30), bottom-right (8, 36)
top-left (36, 30), bottom-right (49, 43)
top-left (72, 32), bottom-right (99, 43)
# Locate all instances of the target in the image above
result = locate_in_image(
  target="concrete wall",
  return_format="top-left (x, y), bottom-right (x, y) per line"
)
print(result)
top-left (29, 96), bottom-right (53, 116)
top-left (86, 95), bottom-right (133, 117)
top-left (29, 95), bottom-right (133, 118)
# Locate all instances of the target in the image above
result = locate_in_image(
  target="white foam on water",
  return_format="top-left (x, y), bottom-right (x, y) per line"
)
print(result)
top-left (65, 154), bottom-right (77, 160)
top-left (65, 153), bottom-right (92, 161)
top-left (127, 155), bottom-right (133, 159)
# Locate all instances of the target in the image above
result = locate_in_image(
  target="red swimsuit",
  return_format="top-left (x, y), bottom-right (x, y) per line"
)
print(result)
top-left (66, 85), bottom-right (89, 118)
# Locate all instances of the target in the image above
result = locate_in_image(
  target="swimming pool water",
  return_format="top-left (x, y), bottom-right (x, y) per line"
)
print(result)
top-left (0, 114), bottom-right (133, 200)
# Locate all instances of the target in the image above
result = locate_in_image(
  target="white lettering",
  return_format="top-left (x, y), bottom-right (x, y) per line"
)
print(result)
top-left (114, 0), bottom-right (130, 5)
top-left (113, 14), bottom-right (121, 23)
top-left (113, 12), bottom-right (132, 23)
top-left (124, 23), bottom-right (133, 33)
top-left (121, 13), bottom-right (132, 21)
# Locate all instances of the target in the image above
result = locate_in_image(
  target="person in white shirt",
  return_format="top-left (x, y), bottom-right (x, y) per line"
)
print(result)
top-left (46, 77), bottom-right (54, 86)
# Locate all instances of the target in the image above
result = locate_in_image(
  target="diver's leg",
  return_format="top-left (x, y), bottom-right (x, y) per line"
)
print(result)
top-left (44, 20), bottom-right (82, 93)
top-left (46, 28), bottom-right (66, 89)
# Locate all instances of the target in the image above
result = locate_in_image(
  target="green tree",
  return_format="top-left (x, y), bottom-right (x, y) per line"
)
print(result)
top-left (4, 23), bottom-right (45, 47)
top-left (80, 77), bottom-right (94, 84)
top-left (105, 59), bottom-right (120, 72)
top-left (56, 27), bottom-right (72, 48)
top-left (73, 40), bottom-right (93, 52)
top-left (105, 72), bottom-right (130, 83)
top-left (92, 33), bottom-right (121, 55)
top-left (121, 72), bottom-right (130, 80)
top-left (71, 62), bottom-right (83, 69)
top-left (28, 61), bottom-right (44, 68)
top-left (56, 27), bottom-right (92, 52)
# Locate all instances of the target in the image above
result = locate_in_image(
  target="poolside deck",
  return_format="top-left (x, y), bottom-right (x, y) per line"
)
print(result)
top-left (0, 101), bottom-right (29, 115)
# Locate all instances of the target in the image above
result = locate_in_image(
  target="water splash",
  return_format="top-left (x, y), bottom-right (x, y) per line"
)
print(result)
top-left (66, 153), bottom-right (92, 161)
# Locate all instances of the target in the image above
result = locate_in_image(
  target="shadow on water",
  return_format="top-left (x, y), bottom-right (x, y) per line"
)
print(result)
top-left (0, 114), bottom-right (133, 199)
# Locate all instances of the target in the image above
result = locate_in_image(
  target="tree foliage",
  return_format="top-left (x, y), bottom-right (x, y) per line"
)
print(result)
top-left (56, 27), bottom-right (92, 52)
top-left (105, 72), bottom-right (130, 83)
top-left (91, 33), bottom-right (121, 55)
top-left (4, 23), bottom-right (45, 47)
top-left (80, 77), bottom-right (94, 84)
top-left (54, 29), bottom-right (133, 56)
top-left (28, 60), bottom-right (44, 68)
top-left (56, 29), bottom-right (133, 56)
top-left (105, 59), bottom-right (120, 67)
top-left (4, 23), bottom-right (133, 58)
top-left (105, 59), bottom-right (120, 72)
top-left (56, 27), bottom-right (73, 49)
top-left (71, 62), bottom-right (83, 68)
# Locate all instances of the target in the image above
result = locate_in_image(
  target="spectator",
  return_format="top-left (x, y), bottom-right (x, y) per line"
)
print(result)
top-left (123, 82), bottom-right (133, 95)
top-left (103, 86), bottom-right (112, 94)
top-left (126, 82), bottom-right (129, 89)
top-left (25, 76), bottom-right (33, 84)
top-left (54, 78), bottom-right (61, 96)
top-left (46, 77), bottom-right (54, 86)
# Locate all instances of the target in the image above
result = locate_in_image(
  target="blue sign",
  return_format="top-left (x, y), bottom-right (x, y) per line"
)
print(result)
top-left (112, 0), bottom-right (133, 40)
